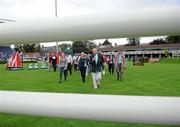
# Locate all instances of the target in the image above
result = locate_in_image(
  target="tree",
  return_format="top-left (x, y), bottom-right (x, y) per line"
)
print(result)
top-left (166, 35), bottom-right (180, 44)
top-left (14, 44), bottom-right (23, 52)
top-left (83, 40), bottom-right (96, 51)
top-left (72, 40), bottom-right (96, 54)
top-left (59, 43), bottom-right (71, 52)
top-left (149, 38), bottom-right (167, 45)
top-left (126, 37), bottom-right (140, 46)
top-left (72, 41), bottom-right (89, 53)
top-left (102, 39), bottom-right (112, 46)
top-left (14, 43), bottom-right (41, 52)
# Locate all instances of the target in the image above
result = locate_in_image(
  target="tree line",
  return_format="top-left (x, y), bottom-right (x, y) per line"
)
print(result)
top-left (14, 35), bottom-right (180, 53)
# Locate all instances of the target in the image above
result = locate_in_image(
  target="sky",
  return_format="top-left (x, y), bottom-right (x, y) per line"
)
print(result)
top-left (0, 0), bottom-right (179, 46)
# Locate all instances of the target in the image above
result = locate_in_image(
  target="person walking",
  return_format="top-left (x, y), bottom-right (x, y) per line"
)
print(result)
top-left (52, 52), bottom-right (57, 72)
top-left (107, 52), bottom-right (115, 75)
top-left (67, 54), bottom-right (73, 75)
top-left (115, 49), bottom-right (126, 80)
top-left (73, 55), bottom-right (79, 71)
top-left (78, 52), bottom-right (89, 83)
top-left (59, 52), bottom-right (68, 83)
top-left (90, 48), bottom-right (104, 89)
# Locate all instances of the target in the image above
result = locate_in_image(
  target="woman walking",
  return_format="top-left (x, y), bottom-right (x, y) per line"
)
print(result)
top-left (59, 52), bottom-right (68, 83)
top-left (78, 52), bottom-right (89, 83)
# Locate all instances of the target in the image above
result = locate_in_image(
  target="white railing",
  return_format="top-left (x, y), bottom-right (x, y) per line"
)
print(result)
top-left (0, 6), bottom-right (180, 126)
top-left (0, 91), bottom-right (180, 125)
top-left (124, 50), bottom-right (180, 55)
top-left (0, 6), bottom-right (180, 44)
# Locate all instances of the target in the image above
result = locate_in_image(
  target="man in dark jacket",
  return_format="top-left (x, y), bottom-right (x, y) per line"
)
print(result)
top-left (90, 48), bottom-right (104, 89)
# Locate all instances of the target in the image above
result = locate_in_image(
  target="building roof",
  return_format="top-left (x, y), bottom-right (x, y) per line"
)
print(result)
top-left (100, 43), bottom-right (180, 52)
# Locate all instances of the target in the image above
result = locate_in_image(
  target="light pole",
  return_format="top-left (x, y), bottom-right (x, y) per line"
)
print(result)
top-left (55, 0), bottom-right (59, 52)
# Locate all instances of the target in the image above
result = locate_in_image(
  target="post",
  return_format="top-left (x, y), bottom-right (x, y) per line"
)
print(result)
top-left (55, 0), bottom-right (58, 17)
top-left (55, 0), bottom-right (59, 52)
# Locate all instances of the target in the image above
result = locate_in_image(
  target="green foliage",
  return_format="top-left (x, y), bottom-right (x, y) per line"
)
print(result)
top-left (0, 62), bottom-right (180, 127)
top-left (15, 43), bottom-right (41, 52)
top-left (166, 35), bottom-right (180, 44)
top-left (0, 61), bottom-right (6, 64)
top-left (72, 41), bottom-right (96, 53)
top-left (84, 40), bottom-right (96, 51)
top-left (126, 37), bottom-right (140, 46)
top-left (149, 38), bottom-right (167, 45)
top-left (59, 43), bottom-right (71, 52)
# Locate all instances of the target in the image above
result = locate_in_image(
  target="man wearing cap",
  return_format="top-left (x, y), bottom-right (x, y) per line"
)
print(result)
top-left (90, 48), bottom-right (104, 89)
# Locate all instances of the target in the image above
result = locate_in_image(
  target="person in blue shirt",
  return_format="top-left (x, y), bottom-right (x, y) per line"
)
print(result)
top-left (78, 52), bottom-right (89, 83)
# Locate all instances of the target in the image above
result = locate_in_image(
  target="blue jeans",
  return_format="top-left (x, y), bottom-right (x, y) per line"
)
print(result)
top-left (60, 67), bottom-right (67, 82)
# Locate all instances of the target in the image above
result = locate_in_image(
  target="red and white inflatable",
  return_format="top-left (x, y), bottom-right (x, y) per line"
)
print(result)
top-left (7, 51), bottom-right (22, 70)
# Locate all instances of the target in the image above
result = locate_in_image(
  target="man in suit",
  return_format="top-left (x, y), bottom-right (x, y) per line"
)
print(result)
top-left (90, 48), bottom-right (104, 89)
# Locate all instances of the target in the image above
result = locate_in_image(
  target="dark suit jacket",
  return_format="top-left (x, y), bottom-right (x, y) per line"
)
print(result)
top-left (90, 53), bottom-right (104, 73)
top-left (78, 58), bottom-right (88, 70)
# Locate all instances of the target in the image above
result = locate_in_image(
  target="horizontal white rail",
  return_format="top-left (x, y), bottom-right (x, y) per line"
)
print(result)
top-left (0, 6), bottom-right (180, 44)
top-left (0, 91), bottom-right (180, 125)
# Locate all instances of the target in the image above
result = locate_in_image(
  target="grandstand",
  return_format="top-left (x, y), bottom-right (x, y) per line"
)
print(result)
top-left (0, 46), bottom-right (13, 61)
top-left (99, 43), bottom-right (180, 58)
top-left (0, 18), bottom-right (15, 61)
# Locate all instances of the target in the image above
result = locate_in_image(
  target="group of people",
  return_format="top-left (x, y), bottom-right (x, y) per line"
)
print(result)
top-left (48, 48), bottom-right (126, 89)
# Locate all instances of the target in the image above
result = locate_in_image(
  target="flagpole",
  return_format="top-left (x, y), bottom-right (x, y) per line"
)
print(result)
top-left (55, 0), bottom-right (59, 53)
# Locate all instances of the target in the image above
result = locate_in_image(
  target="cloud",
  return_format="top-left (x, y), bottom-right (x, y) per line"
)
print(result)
top-left (0, 0), bottom-right (55, 20)
top-left (0, 0), bottom-right (179, 20)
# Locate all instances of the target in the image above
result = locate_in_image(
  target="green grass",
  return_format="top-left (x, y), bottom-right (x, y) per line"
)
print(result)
top-left (159, 58), bottom-right (180, 64)
top-left (0, 62), bottom-right (180, 127)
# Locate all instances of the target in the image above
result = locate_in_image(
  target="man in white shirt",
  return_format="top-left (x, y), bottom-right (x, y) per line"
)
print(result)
top-left (67, 54), bottom-right (73, 75)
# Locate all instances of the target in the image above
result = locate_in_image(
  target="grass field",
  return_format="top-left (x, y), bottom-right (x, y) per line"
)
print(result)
top-left (0, 61), bottom-right (180, 127)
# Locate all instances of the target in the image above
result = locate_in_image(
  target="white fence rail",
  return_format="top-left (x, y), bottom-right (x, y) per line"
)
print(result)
top-left (0, 6), bottom-right (180, 44)
top-left (0, 91), bottom-right (180, 125)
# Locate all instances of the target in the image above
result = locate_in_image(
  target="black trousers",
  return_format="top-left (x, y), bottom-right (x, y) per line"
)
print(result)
top-left (52, 63), bottom-right (56, 72)
top-left (80, 67), bottom-right (86, 83)
top-left (60, 67), bottom-right (67, 82)
top-left (108, 63), bottom-right (114, 74)
top-left (74, 64), bottom-right (78, 71)
top-left (67, 63), bottom-right (72, 75)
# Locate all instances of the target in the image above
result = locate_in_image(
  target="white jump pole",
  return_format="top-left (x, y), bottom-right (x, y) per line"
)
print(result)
top-left (0, 6), bottom-right (180, 44)
top-left (0, 6), bottom-right (180, 126)
top-left (0, 91), bottom-right (180, 125)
